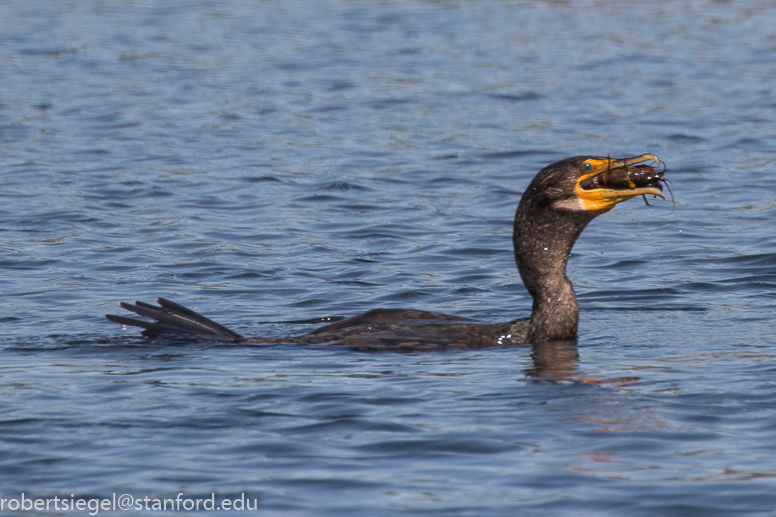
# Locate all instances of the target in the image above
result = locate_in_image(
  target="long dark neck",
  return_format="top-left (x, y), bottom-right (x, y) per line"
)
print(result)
top-left (513, 194), bottom-right (594, 343)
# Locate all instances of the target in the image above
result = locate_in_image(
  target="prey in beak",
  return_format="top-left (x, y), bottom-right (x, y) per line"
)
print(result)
top-left (575, 153), bottom-right (666, 214)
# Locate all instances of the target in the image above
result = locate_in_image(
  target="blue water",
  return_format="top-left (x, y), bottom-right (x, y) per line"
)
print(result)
top-left (2, 0), bottom-right (776, 515)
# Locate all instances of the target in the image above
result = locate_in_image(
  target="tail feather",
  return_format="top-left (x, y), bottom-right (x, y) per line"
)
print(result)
top-left (105, 298), bottom-right (244, 341)
top-left (104, 313), bottom-right (183, 336)
top-left (156, 297), bottom-right (241, 339)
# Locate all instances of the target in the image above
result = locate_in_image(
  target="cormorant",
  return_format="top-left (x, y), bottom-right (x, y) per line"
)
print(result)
top-left (106, 154), bottom-right (665, 350)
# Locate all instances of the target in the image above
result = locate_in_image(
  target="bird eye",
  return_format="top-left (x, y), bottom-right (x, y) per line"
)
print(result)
top-left (582, 162), bottom-right (592, 173)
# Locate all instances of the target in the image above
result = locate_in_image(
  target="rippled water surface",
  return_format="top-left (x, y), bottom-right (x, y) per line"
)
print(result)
top-left (2, 0), bottom-right (776, 515)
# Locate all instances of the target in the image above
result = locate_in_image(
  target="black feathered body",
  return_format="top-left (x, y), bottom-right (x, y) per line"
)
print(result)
top-left (107, 155), bottom-right (659, 349)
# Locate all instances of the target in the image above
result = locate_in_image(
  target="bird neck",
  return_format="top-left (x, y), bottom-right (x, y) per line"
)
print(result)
top-left (513, 198), bottom-right (594, 343)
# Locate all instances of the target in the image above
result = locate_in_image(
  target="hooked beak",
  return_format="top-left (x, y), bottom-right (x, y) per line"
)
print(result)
top-left (575, 153), bottom-right (664, 214)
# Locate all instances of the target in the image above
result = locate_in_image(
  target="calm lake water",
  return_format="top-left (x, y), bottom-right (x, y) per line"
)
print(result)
top-left (2, 0), bottom-right (776, 515)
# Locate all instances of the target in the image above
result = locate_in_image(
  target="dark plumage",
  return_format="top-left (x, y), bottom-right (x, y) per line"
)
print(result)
top-left (106, 154), bottom-right (665, 350)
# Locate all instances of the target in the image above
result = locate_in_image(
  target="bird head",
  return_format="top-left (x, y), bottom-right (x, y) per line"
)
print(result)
top-left (526, 154), bottom-right (664, 215)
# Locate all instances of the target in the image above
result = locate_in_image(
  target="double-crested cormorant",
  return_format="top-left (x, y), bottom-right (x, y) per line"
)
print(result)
top-left (106, 154), bottom-right (665, 350)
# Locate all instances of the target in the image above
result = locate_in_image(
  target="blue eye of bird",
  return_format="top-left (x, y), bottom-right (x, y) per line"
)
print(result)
top-left (582, 163), bottom-right (592, 173)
